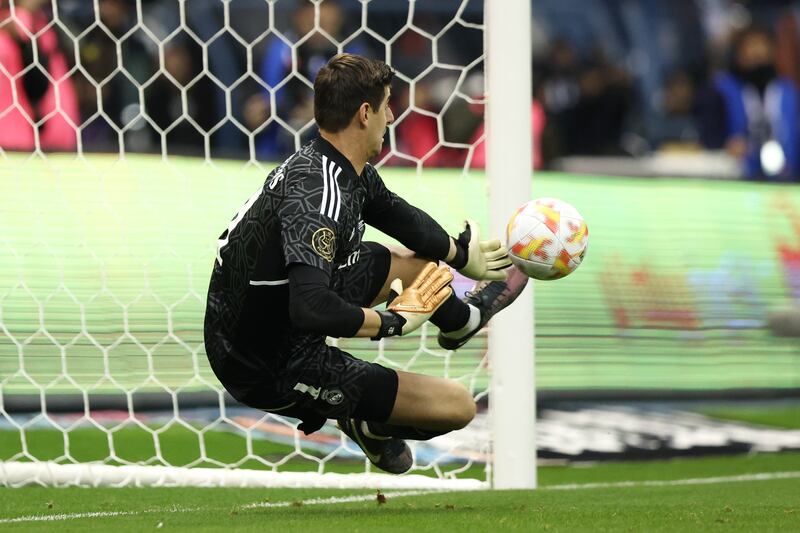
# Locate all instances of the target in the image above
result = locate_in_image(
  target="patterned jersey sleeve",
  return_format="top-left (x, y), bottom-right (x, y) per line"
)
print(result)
top-left (361, 163), bottom-right (397, 212)
top-left (278, 160), bottom-right (342, 275)
top-left (361, 164), bottom-right (451, 260)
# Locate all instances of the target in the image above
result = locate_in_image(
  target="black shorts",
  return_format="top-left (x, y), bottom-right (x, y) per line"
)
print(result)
top-left (227, 241), bottom-right (397, 434)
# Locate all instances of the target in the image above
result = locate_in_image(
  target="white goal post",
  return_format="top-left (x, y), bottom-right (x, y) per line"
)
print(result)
top-left (0, 0), bottom-right (535, 490)
top-left (486, 0), bottom-right (536, 490)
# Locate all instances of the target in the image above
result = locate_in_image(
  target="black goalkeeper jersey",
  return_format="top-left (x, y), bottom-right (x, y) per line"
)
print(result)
top-left (204, 137), bottom-right (450, 393)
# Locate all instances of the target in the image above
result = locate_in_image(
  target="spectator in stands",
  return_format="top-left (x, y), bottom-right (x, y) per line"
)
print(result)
top-left (392, 77), bottom-right (442, 165)
top-left (774, 7), bottom-right (800, 88)
top-left (696, 25), bottom-right (800, 181)
top-left (570, 47), bottom-right (635, 156)
top-left (143, 39), bottom-right (218, 156)
top-left (651, 69), bottom-right (700, 148)
top-left (73, 0), bottom-right (153, 151)
top-left (536, 40), bottom-right (635, 160)
top-left (440, 72), bottom-right (546, 170)
top-left (466, 100), bottom-right (546, 170)
top-left (244, 0), bottom-right (368, 160)
top-left (385, 13), bottom-right (479, 168)
top-left (0, 0), bottom-right (79, 151)
top-left (535, 39), bottom-right (581, 163)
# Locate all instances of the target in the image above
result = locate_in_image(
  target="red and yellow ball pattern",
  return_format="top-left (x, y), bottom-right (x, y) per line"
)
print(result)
top-left (506, 198), bottom-right (588, 280)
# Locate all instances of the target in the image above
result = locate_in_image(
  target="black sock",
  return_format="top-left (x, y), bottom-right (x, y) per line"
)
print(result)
top-left (366, 421), bottom-right (448, 441)
top-left (429, 291), bottom-right (470, 333)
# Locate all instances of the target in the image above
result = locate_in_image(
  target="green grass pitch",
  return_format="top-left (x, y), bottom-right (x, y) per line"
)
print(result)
top-left (1, 403), bottom-right (798, 529)
top-left (1, 453), bottom-right (798, 531)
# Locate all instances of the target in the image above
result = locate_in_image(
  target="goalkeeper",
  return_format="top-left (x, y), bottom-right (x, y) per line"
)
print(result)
top-left (204, 53), bottom-right (527, 474)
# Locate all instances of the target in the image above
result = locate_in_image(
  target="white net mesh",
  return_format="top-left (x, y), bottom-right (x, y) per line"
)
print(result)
top-left (0, 0), bottom-right (491, 487)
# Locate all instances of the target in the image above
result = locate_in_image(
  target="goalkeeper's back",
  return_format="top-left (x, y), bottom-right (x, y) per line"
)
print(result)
top-left (203, 136), bottom-right (371, 397)
top-left (204, 144), bottom-right (313, 392)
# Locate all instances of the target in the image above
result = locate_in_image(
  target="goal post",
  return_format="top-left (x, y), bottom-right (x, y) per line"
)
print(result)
top-left (485, 0), bottom-right (536, 489)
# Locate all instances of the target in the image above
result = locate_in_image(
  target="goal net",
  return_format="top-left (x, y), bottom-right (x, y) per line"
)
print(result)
top-left (0, 0), bottom-right (508, 489)
top-left (4, 0), bottom-right (800, 492)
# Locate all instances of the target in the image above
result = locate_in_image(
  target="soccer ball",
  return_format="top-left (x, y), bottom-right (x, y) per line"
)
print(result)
top-left (506, 198), bottom-right (588, 280)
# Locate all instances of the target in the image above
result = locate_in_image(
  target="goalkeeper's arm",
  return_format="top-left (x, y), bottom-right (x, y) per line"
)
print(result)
top-left (364, 193), bottom-right (511, 281)
top-left (287, 263), bottom-right (452, 339)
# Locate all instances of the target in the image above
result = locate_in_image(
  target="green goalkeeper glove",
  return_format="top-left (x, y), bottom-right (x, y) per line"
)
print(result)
top-left (448, 219), bottom-right (512, 281)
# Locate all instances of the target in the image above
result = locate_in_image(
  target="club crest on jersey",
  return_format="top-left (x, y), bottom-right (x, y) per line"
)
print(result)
top-left (311, 227), bottom-right (335, 261)
top-left (321, 389), bottom-right (344, 405)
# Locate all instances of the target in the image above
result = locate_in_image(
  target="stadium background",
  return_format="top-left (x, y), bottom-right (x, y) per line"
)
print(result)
top-left (4, 157), bottom-right (800, 395)
top-left (0, 0), bottom-right (799, 527)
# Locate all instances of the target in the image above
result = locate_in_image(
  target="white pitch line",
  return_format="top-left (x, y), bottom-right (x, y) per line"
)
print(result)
top-left (241, 489), bottom-right (436, 509)
top-left (3, 472), bottom-right (798, 524)
top-left (0, 490), bottom-right (436, 524)
top-left (544, 470), bottom-right (800, 491)
top-left (0, 510), bottom-right (139, 524)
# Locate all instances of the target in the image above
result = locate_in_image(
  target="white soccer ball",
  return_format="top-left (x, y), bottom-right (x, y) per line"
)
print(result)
top-left (506, 197), bottom-right (588, 280)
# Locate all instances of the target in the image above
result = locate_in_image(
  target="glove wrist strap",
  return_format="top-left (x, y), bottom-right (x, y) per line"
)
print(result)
top-left (446, 236), bottom-right (468, 270)
top-left (372, 311), bottom-right (407, 340)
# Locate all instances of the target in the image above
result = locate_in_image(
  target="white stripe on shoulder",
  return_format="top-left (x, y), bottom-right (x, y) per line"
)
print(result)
top-left (320, 155), bottom-right (330, 217)
top-left (332, 164), bottom-right (343, 220)
top-left (326, 160), bottom-right (340, 220)
top-left (249, 279), bottom-right (289, 286)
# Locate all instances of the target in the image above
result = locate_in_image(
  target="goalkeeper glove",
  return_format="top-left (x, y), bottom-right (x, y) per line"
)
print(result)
top-left (448, 219), bottom-right (512, 281)
top-left (373, 263), bottom-right (453, 339)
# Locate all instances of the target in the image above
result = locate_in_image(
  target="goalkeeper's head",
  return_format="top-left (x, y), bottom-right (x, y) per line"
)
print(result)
top-left (314, 53), bottom-right (395, 159)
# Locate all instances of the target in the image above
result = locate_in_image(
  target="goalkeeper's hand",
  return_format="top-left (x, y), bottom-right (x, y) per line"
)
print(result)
top-left (447, 219), bottom-right (511, 281)
top-left (373, 263), bottom-right (453, 339)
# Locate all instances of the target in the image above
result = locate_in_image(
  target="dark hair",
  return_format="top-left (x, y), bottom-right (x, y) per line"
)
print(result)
top-left (314, 53), bottom-right (394, 133)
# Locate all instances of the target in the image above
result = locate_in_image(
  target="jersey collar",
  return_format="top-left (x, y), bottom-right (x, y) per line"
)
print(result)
top-left (315, 136), bottom-right (359, 178)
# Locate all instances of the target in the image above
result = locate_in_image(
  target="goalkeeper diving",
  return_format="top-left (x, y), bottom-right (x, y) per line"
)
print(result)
top-left (204, 53), bottom-right (528, 474)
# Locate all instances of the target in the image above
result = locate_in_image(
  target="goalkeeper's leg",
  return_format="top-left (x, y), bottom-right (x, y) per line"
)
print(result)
top-left (370, 245), bottom-right (475, 332)
top-left (346, 370), bottom-right (474, 439)
top-left (337, 370), bottom-right (475, 474)
top-left (328, 243), bottom-right (477, 473)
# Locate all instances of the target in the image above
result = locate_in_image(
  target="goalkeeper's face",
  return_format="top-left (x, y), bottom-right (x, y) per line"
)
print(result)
top-left (366, 86), bottom-right (394, 159)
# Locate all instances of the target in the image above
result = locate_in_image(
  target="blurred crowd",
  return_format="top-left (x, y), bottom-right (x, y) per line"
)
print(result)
top-left (532, 0), bottom-right (800, 181)
top-left (3, 0), bottom-right (800, 181)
